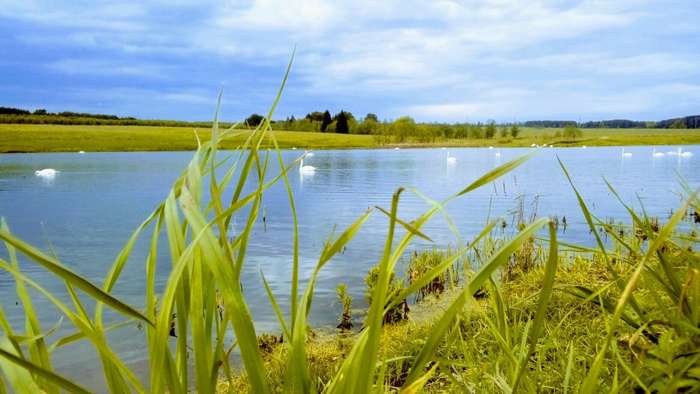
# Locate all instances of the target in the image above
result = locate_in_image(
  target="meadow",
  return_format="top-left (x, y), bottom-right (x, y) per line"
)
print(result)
top-left (1, 123), bottom-right (699, 153)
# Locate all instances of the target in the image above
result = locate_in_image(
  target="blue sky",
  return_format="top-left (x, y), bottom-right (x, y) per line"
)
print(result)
top-left (1, 0), bottom-right (699, 122)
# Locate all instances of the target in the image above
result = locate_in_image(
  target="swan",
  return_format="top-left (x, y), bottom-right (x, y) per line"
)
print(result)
top-left (299, 155), bottom-right (315, 175)
top-left (621, 148), bottom-right (632, 158)
top-left (304, 150), bottom-right (314, 158)
top-left (35, 168), bottom-right (58, 178)
top-left (488, 146), bottom-right (494, 149)
top-left (679, 147), bottom-right (693, 157)
top-left (667, 148), bottom-right (678, 156)
top-left (530, 143), bottom-right (536, 147)
top-left (78, 150), bottom-right (85, 154)
top-left (446, 151), bottom-right (457, 165)
top-left (495, 149), bottom-right (501, 157)
top-left (394, 147), bottom-right (400, 150)
top-left (582, 145), bottom-right (587, 149)
top-left (652, 148), bottom-right (665, 157)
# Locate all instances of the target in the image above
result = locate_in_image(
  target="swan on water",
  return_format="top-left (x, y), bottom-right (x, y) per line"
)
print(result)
top-left (299, 154), bottom-right (316, 175)
top-left (679, 147), bottom-right (693, 157)
top-left (35, 169), bottom-right (58, 178)
top-left (446, 151), bottom-right (457, 165)
top-left (621, 148), bottom-right (632, 158)
top-left (652, 148), bottom-right (665, 157)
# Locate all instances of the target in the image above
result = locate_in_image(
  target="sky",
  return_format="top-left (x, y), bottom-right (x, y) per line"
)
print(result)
top-left (1, 0), bottom-right (699, 123)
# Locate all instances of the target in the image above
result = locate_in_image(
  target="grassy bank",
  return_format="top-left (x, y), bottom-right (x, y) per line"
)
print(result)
top-left (1, 123), bottom-right (699, 153)
top-left (220, 258), bottom-right (619, 392)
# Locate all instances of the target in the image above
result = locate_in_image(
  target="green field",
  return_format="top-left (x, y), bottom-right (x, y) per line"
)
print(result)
top-left (0, 123), bottom-right (699, 152)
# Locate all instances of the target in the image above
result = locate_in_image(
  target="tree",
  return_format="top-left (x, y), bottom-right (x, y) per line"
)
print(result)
top-left (499, 127), bottom-right (508, 138)
top-left (305, 111), bottom-right (324, 122)
top-left (485, 121), bottom-right (496, 139)
top-left (335, 111), bottom-right (349, 133)
top-left (562, 124), bottom-right (583, 139)
top-left (391, 116), bottom-right (416, 142)
top-left (510, 124), bottom-right (520, 138)
top-left (245, 113), bottom-right (264, 127)
top-left (670, 119), bottom-right (686, 129)
top-left (365, 113), bottom-right (378, 122)
top-left (354, 116), bottom-right (379, 135)
top-left (34, 109), bottom-right (48, 115)
top-left (320, 110), bottom-right (332, 132)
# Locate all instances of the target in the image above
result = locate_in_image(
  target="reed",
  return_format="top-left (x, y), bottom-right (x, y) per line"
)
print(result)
top-left (0, 59), bottom-right (697, 393)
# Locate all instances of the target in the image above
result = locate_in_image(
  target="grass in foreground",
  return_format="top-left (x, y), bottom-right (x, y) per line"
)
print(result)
top-left (1, 123), bottom-right (699, 152)
top-left (0, 65), bottom-right (698, 394)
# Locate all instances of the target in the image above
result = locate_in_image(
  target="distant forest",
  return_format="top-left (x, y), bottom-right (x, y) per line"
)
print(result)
top-left (524, 116), bottom-right (700, 129)
top-left (1, 106), bottom-right (698, 132)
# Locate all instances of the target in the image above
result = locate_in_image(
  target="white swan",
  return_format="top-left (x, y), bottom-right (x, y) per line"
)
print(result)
top-left (394, 147), bottom-right (400, 150)
top-left (495, 149), bottom-right (501, 157)
top-left (667, 148), bottom-right (678, 156)
top-left (652, 148), bottom-right (665, 157)
top-left (304, 150), bottom-right (314, 158)
top-left (446, 151), bottom-right (457, 165)
top-left (530, 143), bottom-right (536, 147)
top-left (78, 150), bottom-right (85, 154)
top-left (488, 146), bottom-right (494, 149)
top-left (621, 148), bottom-right (632, 158)
top-left (679, 147), bottom-right (693, 157)
top-left (582, 145), bottom-right (587, 149)
top-left (299, 156), bottom-right (315, 175)
top-left (35, 168), bottom-right (58, 178)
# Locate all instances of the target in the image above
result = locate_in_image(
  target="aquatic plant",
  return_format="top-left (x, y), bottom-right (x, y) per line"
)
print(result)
top-left (406, 249), bottom-right (459, 302)
top-left (335, 284), bottom-right (353, 331)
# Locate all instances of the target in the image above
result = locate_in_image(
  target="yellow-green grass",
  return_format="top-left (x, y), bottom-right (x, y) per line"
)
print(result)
top-left (1, 123), bottom-right (699, 153)
top-left (0, 124), bottom-right (375, 153)
top-left (220, 259), bottom-right (620, 393)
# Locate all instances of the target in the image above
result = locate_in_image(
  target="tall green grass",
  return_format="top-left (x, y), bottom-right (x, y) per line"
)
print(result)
top-left (1, 58), bottom-right (698, 393)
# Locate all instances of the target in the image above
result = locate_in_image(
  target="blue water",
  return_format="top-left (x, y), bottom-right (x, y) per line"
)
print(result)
top-left (0, 146), bottom-right (698, 390)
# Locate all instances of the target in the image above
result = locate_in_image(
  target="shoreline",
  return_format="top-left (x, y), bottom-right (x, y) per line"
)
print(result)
top-left (3, 141), bottom-right (700, 154)
top-left (2, 123), bottom-right (699, 153)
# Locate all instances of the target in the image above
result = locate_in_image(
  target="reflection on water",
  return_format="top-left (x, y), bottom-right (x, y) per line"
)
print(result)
top-left (0, 146), bottom-right (698, 390)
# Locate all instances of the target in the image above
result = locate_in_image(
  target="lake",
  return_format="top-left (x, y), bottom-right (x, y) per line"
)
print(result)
top-left (0, 146), bottom-right (698, 390)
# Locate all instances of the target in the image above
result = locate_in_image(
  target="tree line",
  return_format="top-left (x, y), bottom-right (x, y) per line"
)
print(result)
top-left (0, 107), bottom-right (231, 128)
top-left (525, 115), bottom-right (700, 129)
top-left (1, 106), bottom-right (697, 138)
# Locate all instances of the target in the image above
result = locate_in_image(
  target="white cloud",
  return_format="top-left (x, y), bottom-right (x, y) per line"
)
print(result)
top-left (3, 0), bottom-right (699, 120)
top-left (48, 59), bottom-right (172, 78)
